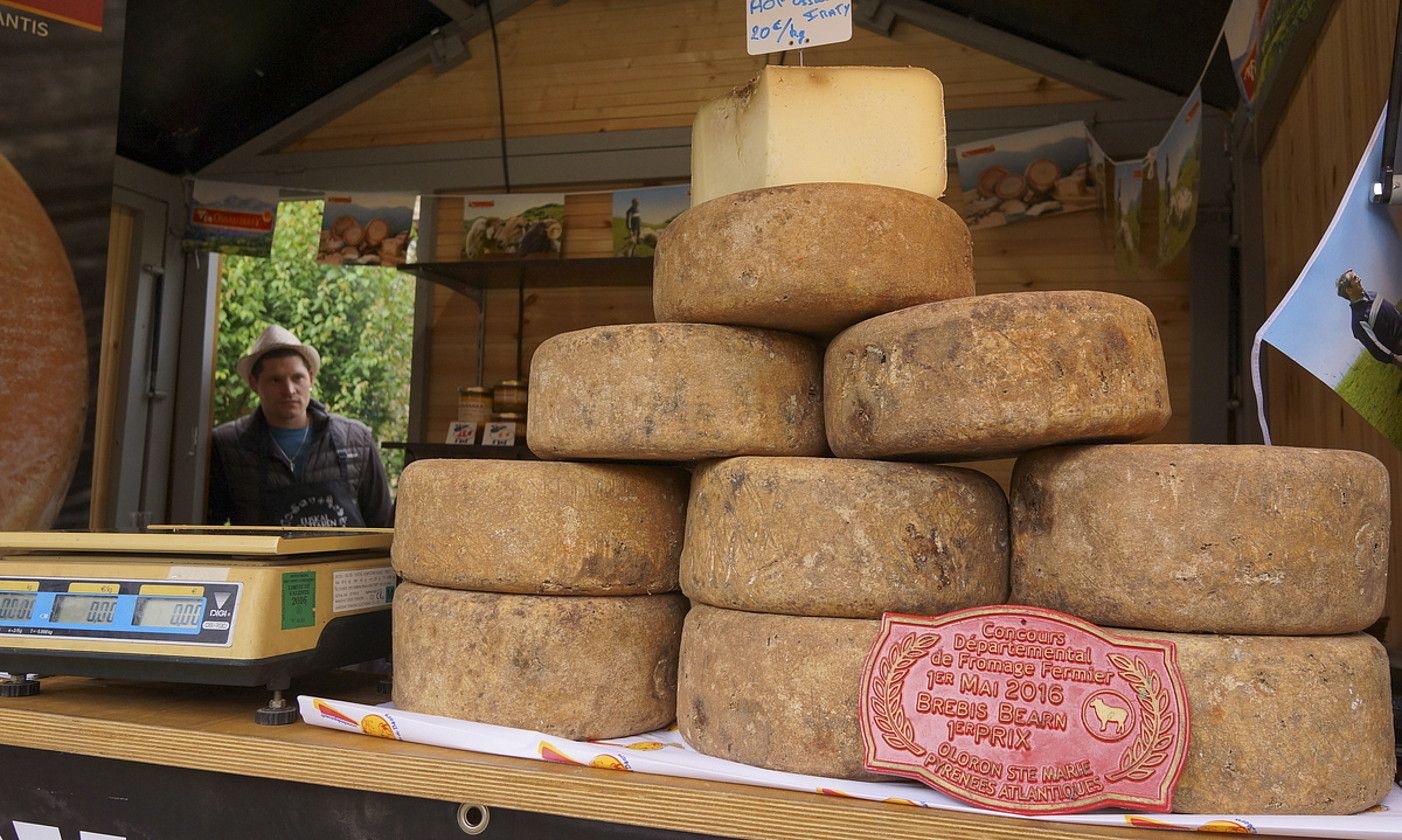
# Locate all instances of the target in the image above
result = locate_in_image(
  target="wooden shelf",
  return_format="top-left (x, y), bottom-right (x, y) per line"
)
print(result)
top-left (382, 441), bottom-right (537, 461)
top-left (0, 675), bottom-right (1245, 840)
top-left (401, 257), bottom-right (653, 293)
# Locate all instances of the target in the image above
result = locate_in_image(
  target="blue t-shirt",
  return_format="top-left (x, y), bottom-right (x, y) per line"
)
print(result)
top-left (269, 425), bottom-right (312, 477)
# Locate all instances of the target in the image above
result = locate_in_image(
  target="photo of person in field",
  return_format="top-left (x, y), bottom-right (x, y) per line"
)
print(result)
top-left (1338, 269), bottom-right (1402, 370)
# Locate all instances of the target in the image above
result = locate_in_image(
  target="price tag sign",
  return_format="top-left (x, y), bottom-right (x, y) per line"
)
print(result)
top-left (482, 421), bottom-right (517, 447)
top-left (859, 606), bottom-right (1189, 815)
top-left (746, 0), bottom-right (852, 56)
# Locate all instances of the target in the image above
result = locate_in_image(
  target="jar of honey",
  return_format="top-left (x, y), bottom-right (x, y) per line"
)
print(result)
top-left (493, 379), bottom-right (528, 414)
top-left (457, 386), bottom-right (493, 429)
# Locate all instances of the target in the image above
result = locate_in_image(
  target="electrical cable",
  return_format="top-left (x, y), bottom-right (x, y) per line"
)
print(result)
top-left (485, 0), bottom-right (511, 193)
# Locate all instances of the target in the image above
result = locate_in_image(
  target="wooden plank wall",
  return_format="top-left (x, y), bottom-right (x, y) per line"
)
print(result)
top-left (288, 0), bottom-right (1097, 153)
top-left (1259, 0), bottom-right (1401, 646)
top-left (422, 182), bottom-right (1193, 478)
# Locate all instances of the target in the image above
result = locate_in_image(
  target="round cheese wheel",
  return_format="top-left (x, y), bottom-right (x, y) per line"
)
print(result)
top-left (393, 459), bottom-right (689, 594)
top-left (681, 456), bottom-right (1008, 618)
top-left (677, 604), bottom-right (882, 780)
top-left (528, 323), bottom-right (825, 461)
top-left (0, 152), bottom-right (86, 530)
top-left (392, 583), bottom-right (686, 740)
top-left (653, 183), bottom-right (974, 337)
top-left (1115, 629), bottom-right (1393, 815)
top-left (825, 291), bottom-right (1170, 461)
top-left (1012, 445), bottom-right (1389, 634)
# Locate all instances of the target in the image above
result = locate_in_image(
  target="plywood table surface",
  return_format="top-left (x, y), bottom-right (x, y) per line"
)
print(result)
top-left (0, 674), bottom-right (1293, 840)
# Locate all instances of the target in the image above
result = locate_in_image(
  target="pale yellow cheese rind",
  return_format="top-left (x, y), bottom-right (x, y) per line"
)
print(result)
top-left (677, 604), bottom-right (882, 780)
top-left (1115, 629), bottom-right (1394, 815)
top-left (681, 456), bottom-right (1008, 618)
top-left (393, 583), bottom-right (687, 740)
top-left (691, 66), bottom-right (947, 206)
top-left (528, 323), bottom-right (826, 461)
top-left (654, 183), bottom-right (974, 336)
top-left (1012, 444), bottom-right (1389, 634)
top-left (825, 291), bottom-right (1171, 460)
top-left (393, 459), bottom-right (689, 595)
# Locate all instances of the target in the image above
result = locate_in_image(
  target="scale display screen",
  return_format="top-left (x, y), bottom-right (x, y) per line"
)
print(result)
top-left (0, 578), bottom-right (239, 646)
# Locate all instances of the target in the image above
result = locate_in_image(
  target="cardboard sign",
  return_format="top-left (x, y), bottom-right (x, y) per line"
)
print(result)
top-left (860, 606), bottom-right (1188, 815)
top-left (445, 422), bottom-right (477, 445)
top-left (745, 0), bottom-right (852, 56)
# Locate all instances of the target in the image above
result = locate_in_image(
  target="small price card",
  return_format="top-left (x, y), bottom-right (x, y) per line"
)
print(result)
top-left (445, 422), bottom-right (477, 445)
top-left (860, 606), bottom-right (1189, 815)
top-left (746, 0), bottom-right (852, 56)
top-left (482, 421), bottom-right (517, 447)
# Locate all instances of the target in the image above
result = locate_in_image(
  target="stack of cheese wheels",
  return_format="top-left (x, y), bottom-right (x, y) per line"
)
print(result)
top-left (390, 460), bottom-right (689, 740)
top-left (1009, 444), bottom-right (1395, 813)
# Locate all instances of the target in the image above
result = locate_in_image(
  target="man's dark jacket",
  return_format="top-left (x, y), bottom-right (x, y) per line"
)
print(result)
top-left (1350, 292), bottom-right (1402, 363)
top-left (208, 399), bottom-right (393, 527)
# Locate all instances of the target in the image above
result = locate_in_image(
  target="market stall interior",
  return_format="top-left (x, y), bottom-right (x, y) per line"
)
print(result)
top-left (3, 0), bottom-right (1401, 836)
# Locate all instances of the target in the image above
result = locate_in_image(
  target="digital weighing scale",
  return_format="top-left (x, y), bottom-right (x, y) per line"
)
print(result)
top-left (0, 527), bottom-right (395, 724)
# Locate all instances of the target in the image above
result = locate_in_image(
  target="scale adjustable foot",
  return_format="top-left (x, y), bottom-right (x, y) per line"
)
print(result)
top-left (0, 675), bottom-right (40, 697)
top-left (255, 689), bottom-right (298, 726)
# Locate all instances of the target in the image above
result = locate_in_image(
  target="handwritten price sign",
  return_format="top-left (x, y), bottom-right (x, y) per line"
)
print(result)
top-left (746, 0), bottom-right (852, 56)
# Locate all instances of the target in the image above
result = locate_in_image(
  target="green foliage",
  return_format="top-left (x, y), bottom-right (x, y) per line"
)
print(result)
top-left (1336, 350), bottom-right (1402, 450)
top-left (215, 199), bottom-right (413, 485)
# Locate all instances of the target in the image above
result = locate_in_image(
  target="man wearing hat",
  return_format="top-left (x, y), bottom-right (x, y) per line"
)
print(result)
top-left (207, 325), bottom-right (393, 528)
top-left (1337, 269), bottom-right (1402, 368)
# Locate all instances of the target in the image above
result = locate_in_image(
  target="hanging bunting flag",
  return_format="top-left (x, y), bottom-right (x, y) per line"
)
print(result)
top-left (461, 194), bottom-right (565, 260)
top-left (183, 181), bottom-right (280, 258)
top-left (1086, 129), bottom-right (1115, 240)
top-left (612, 184), bottom-right (690, 257)
top-left (954, 121), bottom-right (1095, 230)
top-left (1112, 159), bottom-right (1146, 276)
top-left (1224, 0), bottom-right (1317, 108)
top-left (1156, 86), bottom-right (1204, 266)
top-left (317, 192), bottom-right (417, 268)
top-left (1256, 109), bottom-right (1402, 450)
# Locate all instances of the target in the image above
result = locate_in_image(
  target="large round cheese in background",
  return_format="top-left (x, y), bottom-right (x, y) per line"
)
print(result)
top-left (653, 183), bottom-right (974, 337)
top-left (528, 323), bottom-right (825, 461)
top-left (681, 456), bottom-right (1008, 618)
top-left (0, 152), bottom-right (86, 531)
top-left (393, 459), bottom-right (688, 595)
top-left (824, 291), bottom-right (1170, 460)
top-left (392, 583), bottom-right (687, 740)
top-left (1114, 629), bottom-right (1393, 814)
top-left (677, 604), bottom-right (881, 780)
top-left (1012, 445), bottom-right (1389, 634)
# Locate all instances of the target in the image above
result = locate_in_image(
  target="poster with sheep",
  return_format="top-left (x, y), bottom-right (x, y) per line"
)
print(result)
top-left (954, 121), bottom-right (1097, 230)
top-left (1155, 86), bottom-right (1203, 266)
top-left (1112, 159), bottom-right (1145, 277)
top-left (461, 194), bottom-right (565, 259)
top-left (612, 184), bottom-right (690, 257)
top-left (1257, 110), bottom-right (1402, 450)
top-left (317, 192), bottom-right (416, 268)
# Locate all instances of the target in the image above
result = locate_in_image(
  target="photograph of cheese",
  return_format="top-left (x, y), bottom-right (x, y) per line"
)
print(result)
top-left (317, 192), bottom-right (417, 268)
top-left (955, 121), bottom-right (1097, 230)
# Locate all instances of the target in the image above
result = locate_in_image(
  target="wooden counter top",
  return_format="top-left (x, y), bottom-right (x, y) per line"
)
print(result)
top-left (0, 674), bottom-right (1294, 840)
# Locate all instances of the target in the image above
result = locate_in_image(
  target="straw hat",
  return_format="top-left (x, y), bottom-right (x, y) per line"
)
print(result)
top-left (236, 325), bottom-right (321, 387)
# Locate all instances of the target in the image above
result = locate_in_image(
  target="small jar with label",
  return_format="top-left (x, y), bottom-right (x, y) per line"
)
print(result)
top-left (458, 386), bottom-right (493, 430)
top-left (493, 379), bottom-right (528, 414)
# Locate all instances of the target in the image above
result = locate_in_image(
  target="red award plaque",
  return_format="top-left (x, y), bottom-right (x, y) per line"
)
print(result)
top-left (859, 606), bottom-right (1189, 815)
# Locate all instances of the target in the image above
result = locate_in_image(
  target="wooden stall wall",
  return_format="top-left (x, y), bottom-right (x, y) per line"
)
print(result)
top-left (1260, 0), bottom-right (1400, 647)
top-left (288, 0), bottom-right (1192, 479)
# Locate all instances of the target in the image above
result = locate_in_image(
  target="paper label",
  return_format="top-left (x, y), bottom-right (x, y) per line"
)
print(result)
top-left (482, 421), bottom-right (517, 446)
top-left (860, 606), bottom-right (1188, 815)
top-left (280, 571), bottom-right (316, 630)
top-left (745, 0), bottom-right (852, 56)
top-left (332, 566), bottom-right (396, 613)
top-left (446, 421), bottom-right (477, 445)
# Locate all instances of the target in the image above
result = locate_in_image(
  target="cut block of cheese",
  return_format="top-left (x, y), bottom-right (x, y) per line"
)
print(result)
top-left (528, 323), bottom-right (825, 461)
top-left (691, 66), bottom-right (947, 207)
top-left (393, 459), bottom-right (689, 595)
top-left (654, 183), bottom-right (973, 336)
top-left (1114, 629), bottom-right (1393, 814)
top-left (0, 151), bottom-right (86, 530)
top-left (677, 604), bottom-right (882, 780)
top-left (825, 291), bottom-right (1170, 460)
top-left (392, 583), bottom-right (687, 740)
top-left (1012, 445), bottom-right (1389, 634)
top-left (681, 457), bottom-right (1008, 618)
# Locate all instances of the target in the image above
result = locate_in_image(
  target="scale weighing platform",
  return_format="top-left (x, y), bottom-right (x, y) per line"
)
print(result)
top-left (0, 526), bottom-right (395, 723)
